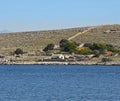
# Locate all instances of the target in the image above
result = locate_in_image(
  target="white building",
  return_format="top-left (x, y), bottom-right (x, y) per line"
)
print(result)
top-left (51, 54), bottom-right (64, 60)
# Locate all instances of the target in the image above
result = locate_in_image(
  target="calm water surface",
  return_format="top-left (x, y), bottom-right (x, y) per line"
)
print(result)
top-left (0, 65), bottom-right (120, 101)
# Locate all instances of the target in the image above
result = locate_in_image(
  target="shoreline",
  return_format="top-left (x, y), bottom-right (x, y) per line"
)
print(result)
top-left (1, 61), bottom-right (120, 66)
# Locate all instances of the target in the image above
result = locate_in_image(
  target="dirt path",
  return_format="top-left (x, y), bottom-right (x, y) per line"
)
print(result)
top-left (68, 27), bottom-right (95, 40)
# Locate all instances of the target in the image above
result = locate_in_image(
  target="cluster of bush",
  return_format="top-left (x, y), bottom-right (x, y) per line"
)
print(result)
top-left (60, 39), bottom-right (120, 55)
top-left (13, 39), bottom-right (120, 56)
top-left (83, 43), bottom-right (120, 56)
top-left (43, 39), bottom-right (120, 56)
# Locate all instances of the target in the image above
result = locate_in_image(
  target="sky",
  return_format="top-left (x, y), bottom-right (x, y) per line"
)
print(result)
top-left (0, 0), bottom-right (120, 32)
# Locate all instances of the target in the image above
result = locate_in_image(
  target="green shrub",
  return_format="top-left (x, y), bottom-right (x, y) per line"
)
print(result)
top-left (59, 39), bottom-right (77, 53)
top-left (78, 48), bottom-right (92, 55)
top-left (43, 43), bottom-right (54, 52)
top-left (63, 41), bottom-right (77, 53)
top-left (59, 39), bottom-right (69, 49)
top-left (14, 48), bottom-right (24, 55)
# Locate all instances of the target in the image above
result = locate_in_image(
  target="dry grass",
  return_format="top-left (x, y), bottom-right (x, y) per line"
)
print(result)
top-left (0, 27), bottom-right (88, 54)
top-left (0, 24), bottom-right (120, 54)
top-left (72, 24), bottom-right (120, 47)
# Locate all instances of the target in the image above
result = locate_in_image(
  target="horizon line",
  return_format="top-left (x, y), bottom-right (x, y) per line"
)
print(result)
top-left (1, 23), bottom-right (119, 34)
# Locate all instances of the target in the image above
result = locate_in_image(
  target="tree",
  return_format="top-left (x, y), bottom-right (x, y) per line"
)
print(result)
top-left (106, 44), bottom-right (120, 53)
top-left (59, 39), bottom-right (77, 53)
top-left (63, 41), bottom-right (77, 53)
top-left (59, 39), bottom-right (69, 50)
top-left (43, 43), bottom-right (54, 52)
top-left (14, 48), bottom-right (24, 55)
top-left (78, 48), bottom-right (92, 55)
top-left (84, 43), bottom-right (93, 48)
top-left (91, 43), bottom-right (107, 51)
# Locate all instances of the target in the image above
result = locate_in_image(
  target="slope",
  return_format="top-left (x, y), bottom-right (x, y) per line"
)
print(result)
top-left (71, 24), bottom-right (120, 47)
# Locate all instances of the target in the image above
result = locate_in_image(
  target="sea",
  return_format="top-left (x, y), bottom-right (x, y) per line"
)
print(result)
top-left (0, 65), bottom-right (120, 101)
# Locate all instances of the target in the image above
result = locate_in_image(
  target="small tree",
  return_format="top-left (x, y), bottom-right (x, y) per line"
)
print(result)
top-left (43, 43), bottom-right (54, 52)
top-left (91, 43), bottom-right (107, 51)
top-left (63, 41), bottom-right (77, 53)
top-left (59, 39), bottom-right (69, 50)
top-left (14, 48), bottom-right (24, 55)
top-left (84, 43), bottom-right (93, 48)
top-left (59, 39), bottom-right (77, 53)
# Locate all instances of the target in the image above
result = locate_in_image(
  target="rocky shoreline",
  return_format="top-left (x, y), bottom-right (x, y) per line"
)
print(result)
top-left (1, 61), bottom-right (120, 66)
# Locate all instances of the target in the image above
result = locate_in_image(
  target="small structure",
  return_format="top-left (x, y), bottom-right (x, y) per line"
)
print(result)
top-left (105, 51), bottom-right (113, 56)
top-left (104, 30), bottom-right (120, 33)
top-left (51, 54), bottom-right (64, 60)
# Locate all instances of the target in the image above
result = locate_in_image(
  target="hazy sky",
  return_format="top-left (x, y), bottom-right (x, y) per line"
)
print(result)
top-left (0, 0), bottom-right (120, 32)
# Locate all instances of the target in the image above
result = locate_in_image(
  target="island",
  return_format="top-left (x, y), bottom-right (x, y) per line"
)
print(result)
top-left (0, 24), bottom-right (120, 65)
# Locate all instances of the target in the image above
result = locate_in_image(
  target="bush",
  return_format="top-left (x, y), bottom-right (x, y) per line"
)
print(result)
top-left (84, 43), bottom-right (107, 51)
top-left (92, 43), bottom-right (107, 50)
top-left (59, 39), bottom-right (77, 53)
top-left (84, 43), bottom-right (120, 54)
top-left (14, 48), bottom-right (24, 55)
top-left (78, 48), bottom-right (92, 55)
top-left (63, 41), bottom-right (77, 53)
top-left (43, 43), bottom-right (54, 52)
top-left (84, 43), bottom-right (93, 48)
top-left (59, 39), bottom-right (69, 50)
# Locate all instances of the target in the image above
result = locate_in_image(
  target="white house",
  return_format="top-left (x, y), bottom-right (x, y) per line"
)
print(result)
top-left (51, 54), bottom-right (64, 60)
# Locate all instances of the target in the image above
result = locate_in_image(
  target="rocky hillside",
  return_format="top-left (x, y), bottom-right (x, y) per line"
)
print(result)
top-left (72, 24), bottom-right (120, 47)
top-left (0, 27), bottom-right (88, 54)
top-left (0, 24), bottom-right (120, 54)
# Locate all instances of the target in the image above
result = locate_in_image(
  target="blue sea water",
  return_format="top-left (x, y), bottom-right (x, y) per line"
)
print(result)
top-left (0, 65), bottom-right (120, 101)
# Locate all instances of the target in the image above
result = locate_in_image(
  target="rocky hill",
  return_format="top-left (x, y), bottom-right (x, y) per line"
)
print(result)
top-left (0, 27), bottom-right (88, 54)
top-left (0, 24), bottom-right (120, 54)
top-left (72, 24), bottom-right (120, 47)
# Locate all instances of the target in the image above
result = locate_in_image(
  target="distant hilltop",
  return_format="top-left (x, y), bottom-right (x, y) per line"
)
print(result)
top-left (0, 29), bottom-right (12, 33)
top-left (0, 24), bottom-right (120, 54)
